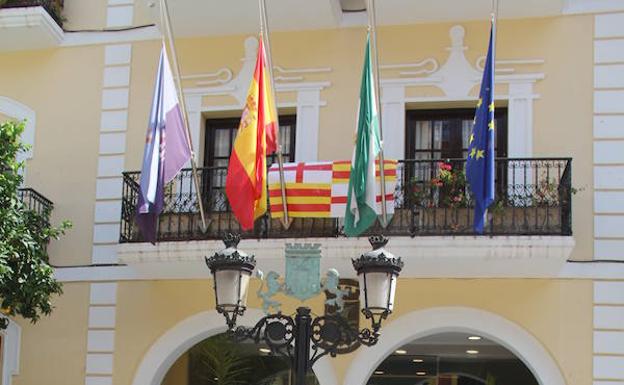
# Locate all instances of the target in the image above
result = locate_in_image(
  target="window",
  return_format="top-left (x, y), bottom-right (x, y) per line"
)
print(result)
top-left (202, 115), bottom-right (297, 211)
top-left (204, 115), bottom-right (297, 169)
top-left (406, 108), bottom-right (507, 160)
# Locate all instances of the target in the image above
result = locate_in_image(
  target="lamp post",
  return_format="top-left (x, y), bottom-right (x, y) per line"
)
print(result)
top-left (205, 234), bottom-right (403, 385)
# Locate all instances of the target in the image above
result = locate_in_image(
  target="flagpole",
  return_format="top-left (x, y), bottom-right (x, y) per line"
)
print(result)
top-left (484, 0), bottom-right (498, 229)
top-left (259, 0), bottom-right (292, 229)
top-left (366, 0), bottom-right (388, 228)
top-left (159, 0), bottom-right (209, 232)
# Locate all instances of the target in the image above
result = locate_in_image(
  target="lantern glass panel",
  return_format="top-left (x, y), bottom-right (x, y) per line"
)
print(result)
top-left (359, 271), bottom-right (396, 313)
top-left (215, 269), bottom-right (251, 309)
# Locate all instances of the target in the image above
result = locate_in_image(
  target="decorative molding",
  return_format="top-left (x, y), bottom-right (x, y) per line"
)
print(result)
top-left (475, 58), bottom-right (545, 73)
top-left (593, 280), bottom-right (624, 382)
top-left (343, 307), bottom-right (566, 385)
top-left (380, 25), bottom-right (544, 98)
top-left (106, 5), bottom-right (134, 28)
top-left (184, 36), bottom-right (330, 163)
top-left (85, 282), bottom-right (118, 384)
top-left (85, 5), bottom-right (130, 384)
top-left (0, 96), bottom-right (36, 162)
top-left (182, 69), bottom-right (233, 86)
top-left (130, 309), bottom-right (338, 385)
top-left (593, 14), bottom-right (624, 268)
top-left (381, 59), bottom-right (439, 76)
top-left (273, 65), bottom-right (332, 82)
top-left (378, 25), bottom-right (543, 160)
top-left (94, 235), bottom-right (576, 282)
top-left (1, 318), bottom-right (21, 385)
top-left (50, 259), bottom-right (624, 282)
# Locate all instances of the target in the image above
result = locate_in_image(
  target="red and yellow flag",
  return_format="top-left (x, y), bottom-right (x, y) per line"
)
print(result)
top-left (226, 37), bottom-right (278, 230)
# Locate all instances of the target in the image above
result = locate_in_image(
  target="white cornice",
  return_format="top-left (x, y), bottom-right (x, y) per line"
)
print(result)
top-left (0, 6), bottom-right (63, 52)
top-left (52, 236), bottom-right (624, 282)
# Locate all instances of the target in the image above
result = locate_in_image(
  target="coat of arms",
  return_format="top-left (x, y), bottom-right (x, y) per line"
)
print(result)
top-left (256, 243), bottom-right (349, 314)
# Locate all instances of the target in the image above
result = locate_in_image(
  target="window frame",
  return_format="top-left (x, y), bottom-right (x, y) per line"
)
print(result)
top-left (203, 115), bottom-right (297, 168)
top-left (405, 108), bottom-right (508, 160)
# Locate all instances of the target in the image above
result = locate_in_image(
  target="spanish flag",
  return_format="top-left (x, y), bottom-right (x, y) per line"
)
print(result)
top-left (225, 37), bottom-right (278, 230)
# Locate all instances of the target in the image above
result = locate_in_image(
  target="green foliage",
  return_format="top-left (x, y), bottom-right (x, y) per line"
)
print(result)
top-left (188, 334), bottom-right (296, 385)
top-left (0, 120), bottom-right (70, 329)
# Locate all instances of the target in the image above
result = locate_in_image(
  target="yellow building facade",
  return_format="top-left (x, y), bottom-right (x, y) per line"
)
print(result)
top-left (1, 1), bottom-right (624, 385)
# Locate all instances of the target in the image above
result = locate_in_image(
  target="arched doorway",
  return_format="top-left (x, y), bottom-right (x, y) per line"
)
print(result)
top-left (162, 332), bottom-right (320, 385)
top-left (343, 307), bottom-right (565, 385)
top-left (366, 332), bottom-right (537, 385)
top-left (131, 309), bottom-right (338, 385)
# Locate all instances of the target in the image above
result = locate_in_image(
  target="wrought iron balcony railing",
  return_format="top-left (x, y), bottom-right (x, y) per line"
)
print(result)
top-left (120, 158), bottom-right (572, 243)
top-left (1, 0), bottom-right (64, 26)
top-left (17, 187), bottom-right (53, 226)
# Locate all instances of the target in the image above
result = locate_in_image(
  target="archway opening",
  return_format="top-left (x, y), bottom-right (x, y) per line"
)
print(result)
top-left (367, 332), bottom-right (538, 385)
top-left (161, 332), bottom-right (321, 385)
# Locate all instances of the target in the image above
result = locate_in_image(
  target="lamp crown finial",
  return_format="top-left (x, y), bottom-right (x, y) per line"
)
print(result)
top-left (223, 233), bottom-right (241, 248)
top-left (368, 235), bottom-right (389, 250)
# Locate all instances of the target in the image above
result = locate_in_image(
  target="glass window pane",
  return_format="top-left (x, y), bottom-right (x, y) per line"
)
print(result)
top-left (279, 125), bottom-right (291, 160)
top-left (414, 121), bottom-right (432, 150)
top-left (461, 119), bottom-right (472, 158)
top-left (213, 129), bottom-right (231, 157)
top-left (433, 121), bottom-right (444, 150)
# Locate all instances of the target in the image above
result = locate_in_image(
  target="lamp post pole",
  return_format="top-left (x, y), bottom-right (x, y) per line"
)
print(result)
top-left (205, 234), bottom-right (404, 385)
top-left (293, 307), bottom-right (312, 385)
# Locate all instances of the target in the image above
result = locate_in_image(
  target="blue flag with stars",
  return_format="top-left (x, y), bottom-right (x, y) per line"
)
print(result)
top-left (466, 24), bottom-right (495, 233)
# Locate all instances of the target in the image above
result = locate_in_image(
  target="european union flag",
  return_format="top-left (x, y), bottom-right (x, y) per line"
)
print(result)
top-left (466, 25), bottom-right (495, 233)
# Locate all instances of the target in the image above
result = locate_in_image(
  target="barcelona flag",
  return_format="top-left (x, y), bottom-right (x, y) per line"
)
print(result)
top-left (466, 23), bottom-right (496, 233)
top-left (225, 36), bottom-right (278, 230)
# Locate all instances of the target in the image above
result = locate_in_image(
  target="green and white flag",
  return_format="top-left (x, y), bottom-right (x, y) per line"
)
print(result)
top-left (344, 33), bottom-right (382, 237)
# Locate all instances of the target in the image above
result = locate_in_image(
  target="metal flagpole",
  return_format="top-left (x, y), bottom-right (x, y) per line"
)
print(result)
top-left (366, 0), bottom-right (388, 227)
top-left (492, 0), bottom-right (499, 61)
top-left (160, 0), bottom-right (208, 232)
top-left (485, 0), bottom-right (498, 230)
top-left (259, 0), bottom-right (292, 229)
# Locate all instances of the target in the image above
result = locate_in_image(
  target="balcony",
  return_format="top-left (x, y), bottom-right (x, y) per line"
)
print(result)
top-left (120, 158), bottom-right (572, 243)
top-left (0, 0), bottom-right (64, 52)
top-left (18, 187), bottom-right (53, 226)
top-left (2, 0), bottom-right (63, 25)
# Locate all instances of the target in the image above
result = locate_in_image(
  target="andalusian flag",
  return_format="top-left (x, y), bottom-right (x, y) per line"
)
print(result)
top-left (344, 33), bottom-right (382, 237)
top-left (225, 37), bottom-right (278, 230)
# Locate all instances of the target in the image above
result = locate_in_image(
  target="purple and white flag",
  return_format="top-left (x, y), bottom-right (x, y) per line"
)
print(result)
top-left (136, 45), bottom-right (191, 244)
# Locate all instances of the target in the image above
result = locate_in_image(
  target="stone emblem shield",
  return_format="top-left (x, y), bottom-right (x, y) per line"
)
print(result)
top-left (284, 243), bottom-right (322, 301)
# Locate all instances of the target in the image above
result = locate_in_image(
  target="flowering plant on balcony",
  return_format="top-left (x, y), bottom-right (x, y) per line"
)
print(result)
top-left (409, 162), bottom-right (470, 209)
top-left (433, 162), bottom-right (470, 208)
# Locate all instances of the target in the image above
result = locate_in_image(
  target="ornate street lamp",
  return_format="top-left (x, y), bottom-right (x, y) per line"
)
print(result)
top-left (205, 234), bottom-right (403, 385)
top-left (352, 234), bottom-right (404, 333)
top-left (204, 233), bottom-right (256, 330)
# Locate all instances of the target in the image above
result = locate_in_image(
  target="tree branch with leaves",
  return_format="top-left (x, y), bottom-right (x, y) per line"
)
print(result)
top-left (0, 120), bottom-right (70, 329)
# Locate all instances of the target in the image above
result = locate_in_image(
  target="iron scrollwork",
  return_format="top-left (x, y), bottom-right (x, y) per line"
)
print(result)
top-left (229, 312), bottom-right (296, 360)
top-left (228, 309), bottom-right (379, 369)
